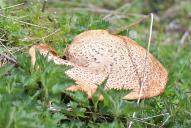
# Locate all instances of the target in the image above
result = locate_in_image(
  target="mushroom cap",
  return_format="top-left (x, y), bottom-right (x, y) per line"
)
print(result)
top-left (29, 43), bottom-right (73, 66)
top-left (29, 30), bottom-right (168, 100)
top-left (65, 30), bottom-right (168, 100)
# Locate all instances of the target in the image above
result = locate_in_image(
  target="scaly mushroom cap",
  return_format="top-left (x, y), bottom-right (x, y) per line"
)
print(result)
top-left (65, 30), bottom-right (168, 100)
top-left (29, 30), bottom-right (168, 100)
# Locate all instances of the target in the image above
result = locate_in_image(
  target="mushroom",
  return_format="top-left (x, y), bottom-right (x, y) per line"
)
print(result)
top-left (29, 30), bottom-right (168, 100)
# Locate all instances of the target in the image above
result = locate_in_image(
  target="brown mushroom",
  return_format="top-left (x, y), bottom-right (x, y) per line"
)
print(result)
top-left (29, 30), bottom-right (168, 100)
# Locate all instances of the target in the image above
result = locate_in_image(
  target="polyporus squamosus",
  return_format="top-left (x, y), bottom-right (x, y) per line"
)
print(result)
top-left (29, 30), bottom-right (168, 100)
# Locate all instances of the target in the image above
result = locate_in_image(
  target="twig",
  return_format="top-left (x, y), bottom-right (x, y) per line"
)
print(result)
top-left (0, 53), bottom-right (16, 63)
top-left (138, 113), bottom-right (169, 120)
top-left (128, 13), bottom-right (154, 128)
top-left (159, 114), bottom-right (170, 128)
top-left (41, 0), bottom-right (48, 12)
top-left (0, 3), bottom-right (24, 11)
top-left (71, 7), bottom-right (112, 14)
top-left (0, 41), bottom-right (16, 59)
top-left (0, 38), bottom-right (8, 42)
top-left (180, 29), bottom-right (190, 45)
top-left (0, 14), bottom-right (48, 29)
top-left (110, 15), bottom-right (149, 34)
top-left (0, 32), bottom-right (6, 39)
top-left (103, 3), bottom-right (130, 20)
top-left (132, 118), bottom-right (157, 127)
top-left (41, 29), bottom-right (61, 41)
top-left (105, 15), bottom-right (129, 21)
top-left (16, 15), bottom-right (29, 20)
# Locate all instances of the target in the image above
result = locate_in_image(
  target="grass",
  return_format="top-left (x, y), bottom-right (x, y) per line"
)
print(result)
top-left (0, 0), bottom-right (191, 127)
